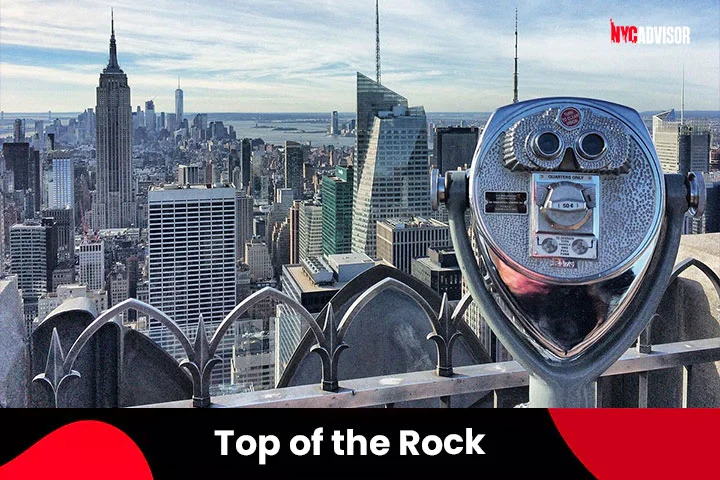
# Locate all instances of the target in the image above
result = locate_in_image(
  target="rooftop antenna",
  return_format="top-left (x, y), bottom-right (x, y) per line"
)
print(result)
top-left (513, 8), bottom-right (519, 103)
top-left (376, 0), bottom-right (381, 84)
top-left (178, 76), bottom-right (181, 89)
top-left (680, 64), bottom-right (685, 126)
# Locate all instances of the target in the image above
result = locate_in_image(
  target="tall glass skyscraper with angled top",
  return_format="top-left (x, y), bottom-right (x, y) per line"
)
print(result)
top-left (95, 14), bottom-right (135, 229)
top-left (351, 73), bottom-right (431, 258)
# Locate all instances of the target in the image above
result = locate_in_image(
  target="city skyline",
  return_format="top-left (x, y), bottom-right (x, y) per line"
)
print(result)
top-left (1, 0), bottom-right (718, 113)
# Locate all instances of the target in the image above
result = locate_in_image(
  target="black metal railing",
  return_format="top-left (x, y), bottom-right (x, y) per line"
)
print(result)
top-left (32, 257), bottom-right (720, 408)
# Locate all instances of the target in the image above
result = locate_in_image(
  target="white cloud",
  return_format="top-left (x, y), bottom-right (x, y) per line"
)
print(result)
top-left (0, 0), bottom-right (717, 112)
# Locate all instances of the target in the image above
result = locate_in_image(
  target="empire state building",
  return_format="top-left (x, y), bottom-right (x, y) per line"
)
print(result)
top-left (95, 13), bottom-right (135, 229)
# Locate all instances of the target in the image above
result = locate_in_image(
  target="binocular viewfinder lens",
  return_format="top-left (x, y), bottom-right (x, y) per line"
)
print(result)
top-left (534, 131), bottom-right (562, 159)
top-left (578, 132), bottom-right (606, 159)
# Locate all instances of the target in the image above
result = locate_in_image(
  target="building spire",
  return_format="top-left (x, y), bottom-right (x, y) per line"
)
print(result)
top-left (178, 76), bottom-right (181, 90)
top-left (680, 64), bottom-right (685, 126)
top-left (106, 8), bottom-right (121, 72)
top-left (513, 8), bottom-right (519, 103)
top-left (376, 0), bottom-right (381, 85)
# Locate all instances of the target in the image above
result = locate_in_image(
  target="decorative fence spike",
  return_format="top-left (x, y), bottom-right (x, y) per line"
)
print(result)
top-left (427, 293), bottom-right (464, 377)
top-left (32, 328), bottom-right (81, 408)
top-left (310, 304), bottom-right (349, 392)
top-left (180, 315), bottom-right (222, 408)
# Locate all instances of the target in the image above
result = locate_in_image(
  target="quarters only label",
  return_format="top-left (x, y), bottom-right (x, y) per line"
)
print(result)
top-left (484, 192), bottom-right (528, 215)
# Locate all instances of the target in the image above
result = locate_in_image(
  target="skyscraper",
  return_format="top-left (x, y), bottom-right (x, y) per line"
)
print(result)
top-left (298, 201), bottom-right (323, 261)
top-left (95, 13), bottom-right (135, 229)
top-left (2, 142), bottom-right (41, 218)
top-left (50, 157), bottom-right (74, 209)
top-left (434, 126), bottom-right (479, 174)
top-left (13, 119), bottom-right (24, 142)
top-left (653, 111), bottom-right (710, 175)
top-left (352, 73), bottom-right (431, 257)
top-left (175, 78), bottom-right (184, 128)
top-left (354, 72), bottom-right (407, 201)
top-left (148, 184), bottom-right (237, 385)
top-left (144, 100), bottom-right (156, 131)
top-left (10, 218), bottom-right (57, 321)
top-left (42, 207), bottom-right (74, 264)
top-left (652, 111), bottom-right (711, 234)
top-left (235, 191), bottom-right (254, 264)
top-left (284, 141), bottom-right (305, 200)
top-left (321, 165), bottom-right (353, 256)
top-left (79, 238), bottom-right (105, 291)
top-left (240, 138), bottom-right (252, 190)
top-left (289, 201), bottom-right (300, 265)
top-left (330, 111), bottom-right (339, 135)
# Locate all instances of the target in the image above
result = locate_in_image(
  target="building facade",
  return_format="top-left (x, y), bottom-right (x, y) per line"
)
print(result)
top-left (321, 165), bottom-right (353, 256)
top-left (653, 111), bottom-right (710, 175)
top-left (50, 157), bottom-right (75, 209)
top-left (245, 236), bottom-right (274, 282)
top-left (79, 238), bottom-right (105, 291)
top-left (284, 141), bottom-right (305, 200)
top-left (298, 201), bottom-right (323, 261)
top-left (147, 184), bottom-right (237, 385)
top-left (42, 207), bottom-right (74, 263)
top-left (9, 219), bottom-right (57, 320)
top-left (236, 192), bottom-right (254, 263)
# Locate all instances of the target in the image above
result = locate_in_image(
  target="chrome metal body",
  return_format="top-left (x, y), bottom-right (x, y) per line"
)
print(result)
top-left (434, 96), bottom-right (701, 407)
top-left (468, 98), bottom-right (666, 359)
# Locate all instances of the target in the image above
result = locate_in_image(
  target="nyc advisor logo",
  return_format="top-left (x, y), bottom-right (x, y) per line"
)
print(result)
top-left (610, 19), bottom-right (690, 44)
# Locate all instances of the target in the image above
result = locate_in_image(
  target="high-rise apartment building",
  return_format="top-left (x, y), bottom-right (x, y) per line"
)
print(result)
top-left (284, 141), bottom-right (305, 200)
top-left (147, 184), bottom-right (237, 385)
top-left (79, 238), bottom-right (105, 291)
top-left (352, 73), bottom-right (431, 257)
top-left (376, 217), bottom-right (450, 274)
top-left (321, 165), bottom-right (353, 256)
top-left (298, 201), bottom-right (323, 261)
top-left (95, 15), bottom-right (135, 229)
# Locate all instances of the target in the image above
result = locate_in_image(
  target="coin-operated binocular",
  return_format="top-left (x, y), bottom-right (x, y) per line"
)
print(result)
top-left (432, 97), bottom-right (705, 407)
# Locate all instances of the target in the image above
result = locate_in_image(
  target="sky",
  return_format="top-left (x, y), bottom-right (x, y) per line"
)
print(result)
top-left (0, 0), bottom-right (718, 114)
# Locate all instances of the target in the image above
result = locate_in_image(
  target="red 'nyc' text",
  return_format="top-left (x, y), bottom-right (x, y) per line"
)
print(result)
top-left (610, 19), bottom-right (690, 44)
